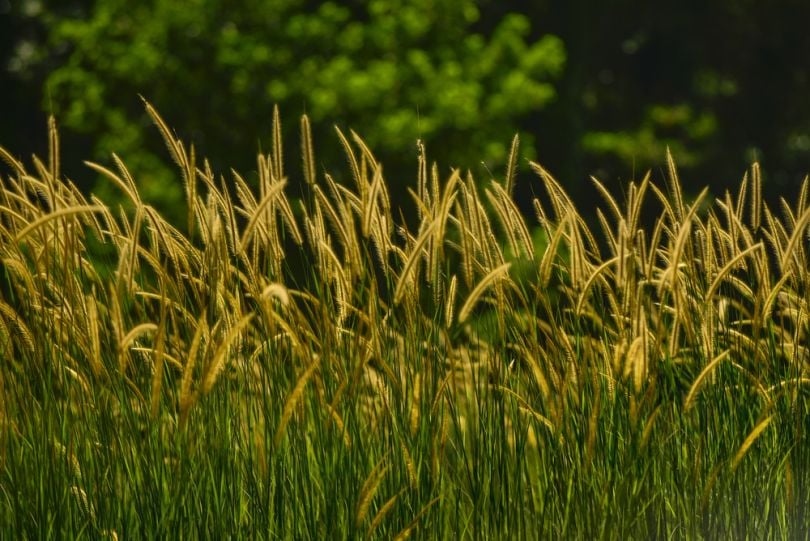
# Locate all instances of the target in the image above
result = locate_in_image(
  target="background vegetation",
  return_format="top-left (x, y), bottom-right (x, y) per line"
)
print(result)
top-left (4, 0), bottom-right (810, 215)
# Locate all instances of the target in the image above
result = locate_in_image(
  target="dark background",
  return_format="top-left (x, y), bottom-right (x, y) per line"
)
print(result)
top-left (2, 0), bottom-right (810, 223)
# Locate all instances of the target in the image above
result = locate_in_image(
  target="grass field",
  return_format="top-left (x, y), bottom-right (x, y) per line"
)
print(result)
top-left (0, 105), bottom-right (808, 539)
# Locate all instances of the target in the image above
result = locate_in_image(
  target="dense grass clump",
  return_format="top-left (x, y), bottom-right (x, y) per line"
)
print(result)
top-left (0, 105), bottom-right (808, 539)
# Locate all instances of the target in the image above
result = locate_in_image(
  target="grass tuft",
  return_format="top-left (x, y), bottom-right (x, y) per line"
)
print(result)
top-left (0, 104), bottom-right (807, 538)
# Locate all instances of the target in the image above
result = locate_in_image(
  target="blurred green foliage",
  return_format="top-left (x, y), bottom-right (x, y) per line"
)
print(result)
top-left (538, 0), bottom-right (810, 199)
top-left (10, 0), bottom-right (564, 220)
top-left (582, 103), bottom-right (718, 167)
top-left (4, 0), bottom-right (810, 223)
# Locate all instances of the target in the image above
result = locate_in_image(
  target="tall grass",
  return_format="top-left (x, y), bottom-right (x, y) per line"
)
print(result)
top-left (0, 105), bottom-right (807, 538)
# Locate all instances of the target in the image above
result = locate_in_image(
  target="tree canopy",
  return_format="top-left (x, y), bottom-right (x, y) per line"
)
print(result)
top-left (3, 0), bottom-right (810, 218)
